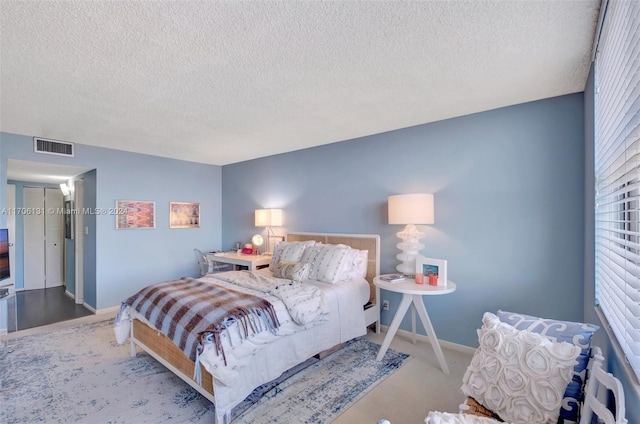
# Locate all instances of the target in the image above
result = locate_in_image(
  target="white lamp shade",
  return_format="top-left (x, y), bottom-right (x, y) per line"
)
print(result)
top-left (59, 183), bottom-right (70, 196)
top-left (388, 194), bottom-right (434, 225)
top-left (251, 234), bottom-right (264, 247)
top-left (255, 208), bottom-right (283, 227)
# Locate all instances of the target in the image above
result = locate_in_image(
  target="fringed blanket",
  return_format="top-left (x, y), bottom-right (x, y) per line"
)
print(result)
top-left (119, 277), bottom-right (280, 366)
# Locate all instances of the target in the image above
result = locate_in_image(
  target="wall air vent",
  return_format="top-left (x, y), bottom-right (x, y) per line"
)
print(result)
top-left (33, 137), bottom-right (75, 157)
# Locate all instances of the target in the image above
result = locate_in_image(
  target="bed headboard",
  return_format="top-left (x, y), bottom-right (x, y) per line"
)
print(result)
top-left (285, 232), bottom-right (380, 305)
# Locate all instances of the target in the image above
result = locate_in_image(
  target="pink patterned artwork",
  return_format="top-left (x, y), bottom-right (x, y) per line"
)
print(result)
top-left (116, 200), bottom-right (156, 229)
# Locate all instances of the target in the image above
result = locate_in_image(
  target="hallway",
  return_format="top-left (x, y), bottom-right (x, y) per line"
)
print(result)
top-left (6, 286), bottom-right (93, 332)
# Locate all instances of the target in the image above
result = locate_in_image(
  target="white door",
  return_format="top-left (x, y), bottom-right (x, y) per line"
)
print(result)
top-left (6, 184), bottom-right (16, 289)
top-left (23, 187), bottom-right (45, 290)
top-left (45, 188), bottom-right (64, 287)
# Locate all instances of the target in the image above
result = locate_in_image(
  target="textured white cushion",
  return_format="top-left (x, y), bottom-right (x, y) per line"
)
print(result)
top-left (269, 240), bottom-right (316, 271)
top-left (272, 261), bottom-right (310, 281)
top-left (300, 244), bottom-right (352, 283)
top-left (426, 411), bottom-right (505, 424)
top-left (461, 312), bottom-right (580, 424)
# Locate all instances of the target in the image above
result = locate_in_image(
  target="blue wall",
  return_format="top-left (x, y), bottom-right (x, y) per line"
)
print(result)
top-left (1, 94), bottom-right (587, 349)
top-left (0, 132), bottom-right (223, 309)
top-left (222, 93), bottom-right (586, 348)
top-left (81, 169), bottom-right (98, 307)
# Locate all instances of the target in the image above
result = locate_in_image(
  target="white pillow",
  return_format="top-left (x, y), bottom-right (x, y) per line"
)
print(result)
top-left (272, 261), bottom-right (310, 281)
top-left (269, 240), bottom-right (316, 271)
top-left (340, 248), bottom-right (368, 281)
top-left (300, 244), bottom-right (352, 284)
top-left (460, 312), bottom-right (580, 424)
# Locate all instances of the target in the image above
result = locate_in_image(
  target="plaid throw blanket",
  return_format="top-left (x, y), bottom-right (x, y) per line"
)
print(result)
top-left (121, 277), bottom-right (280, 365)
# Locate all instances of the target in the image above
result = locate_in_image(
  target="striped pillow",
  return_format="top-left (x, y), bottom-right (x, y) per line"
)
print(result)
top-left (269, 241), bottom-right (316, 271)
top-left (300, 244), bottom-right (352, 284)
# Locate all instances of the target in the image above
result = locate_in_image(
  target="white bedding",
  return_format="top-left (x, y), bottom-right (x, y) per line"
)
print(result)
top-left (211, 270), bottom-right (330, 325)
top-left (114, 268), bottom-right (369, 421)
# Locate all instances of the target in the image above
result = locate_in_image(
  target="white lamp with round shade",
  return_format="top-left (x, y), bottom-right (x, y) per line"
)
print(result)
top-left (251, 234), bottom-right (264, 254)
top-left (388, 194), bottom-right (434, 276)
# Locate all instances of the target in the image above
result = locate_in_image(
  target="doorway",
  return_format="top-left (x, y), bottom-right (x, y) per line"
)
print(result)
top-left (6, 159), bottom-right (93, 332)
top-left (6, 287), bottom-right (93, 332)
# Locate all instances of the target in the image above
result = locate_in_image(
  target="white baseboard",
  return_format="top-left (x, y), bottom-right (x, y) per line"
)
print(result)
top-left (64, 290), bottom-right (76, 300)
top-left (96, 305), bottom-right (120, 316)
top-left (380, 324), bottom-right (476, 356)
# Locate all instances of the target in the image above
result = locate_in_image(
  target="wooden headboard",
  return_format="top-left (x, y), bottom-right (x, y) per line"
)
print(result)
top-left (285, 232), bottom-right (380, 305)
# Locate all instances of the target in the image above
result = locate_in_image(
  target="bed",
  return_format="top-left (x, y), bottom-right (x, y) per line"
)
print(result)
top-left (114, 232), bottom-right (380, 423)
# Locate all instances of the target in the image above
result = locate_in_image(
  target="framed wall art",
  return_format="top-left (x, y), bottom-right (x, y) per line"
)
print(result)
top-left (170, 202), bottom-right (200, 229)
top-left (416, 256), bottom-right (448, 286)
top-left (115, 200), bottom-right (156, 229)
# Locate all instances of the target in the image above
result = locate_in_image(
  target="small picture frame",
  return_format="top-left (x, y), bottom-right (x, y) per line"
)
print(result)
top-left (416, 256), bottom-right (448, 286)
top-left (170, 202), bottom-right (200, 229)
top-left (115, 200), bottom-right (156, 229)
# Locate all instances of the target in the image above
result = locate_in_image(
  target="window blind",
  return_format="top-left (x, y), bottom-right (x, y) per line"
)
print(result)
top-left (595, 0), bottom-right (640, 381)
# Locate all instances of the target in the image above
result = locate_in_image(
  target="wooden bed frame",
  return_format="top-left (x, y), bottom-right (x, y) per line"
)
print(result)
top-left (128, 232), bottom-right (380, 422)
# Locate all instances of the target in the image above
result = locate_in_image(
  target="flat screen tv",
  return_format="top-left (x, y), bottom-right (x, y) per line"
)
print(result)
top-left (0, 228), bottom-right (10, 281)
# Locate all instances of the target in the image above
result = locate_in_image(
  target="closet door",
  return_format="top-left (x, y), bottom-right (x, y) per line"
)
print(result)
top-left (44, 188), bottom-right (64, 287)
top-left (23, 187), bottom-right (45, 290)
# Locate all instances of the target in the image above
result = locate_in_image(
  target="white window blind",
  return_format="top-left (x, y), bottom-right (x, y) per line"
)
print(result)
top-left (595, 0), bottom-right (640, 381)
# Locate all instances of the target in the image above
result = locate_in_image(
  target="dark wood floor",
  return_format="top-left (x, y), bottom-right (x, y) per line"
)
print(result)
top-left (6, 286), bottom-right (93, 332)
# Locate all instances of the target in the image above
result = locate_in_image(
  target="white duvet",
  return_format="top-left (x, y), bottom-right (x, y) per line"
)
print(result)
top-left (114, 269), bottom-right (369, 421)
top-left (212, 270), bottom-right (330, 325)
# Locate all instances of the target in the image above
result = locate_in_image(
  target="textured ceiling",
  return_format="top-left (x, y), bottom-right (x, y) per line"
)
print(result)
top-left (0, 1), bottom-right (600, 166)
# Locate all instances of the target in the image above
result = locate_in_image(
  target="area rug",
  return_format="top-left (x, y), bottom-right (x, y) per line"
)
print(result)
top-left (0, 319), bottom-right (410, 423)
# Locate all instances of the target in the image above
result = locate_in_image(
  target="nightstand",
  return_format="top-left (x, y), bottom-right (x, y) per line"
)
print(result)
top-left (206, 252), bottom-right (271, 271)
top-left (374, 275), bottom-right (456, 374)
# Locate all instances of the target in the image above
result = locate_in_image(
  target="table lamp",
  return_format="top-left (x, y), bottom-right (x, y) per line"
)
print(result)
top-left (251, 234), bottom-right (264, 254)
top-left (388, 194), bottom-right (434, 276)
top-left (255, 208), bottom-right (283, 254)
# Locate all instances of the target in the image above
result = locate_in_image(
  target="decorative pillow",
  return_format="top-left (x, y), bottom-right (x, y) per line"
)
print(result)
top-left (300, 244), bottom-right (352, 283)
top-left (272, 261), bottom-right (310, 281)
top-left (269, 240), bottom-right (316, 271)
top-left (461, 312), bottom-right (580, 424)
top-left (426, 411), bottom-right (505, 424)
top-left (496, 310), bottom-right (599, 424)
